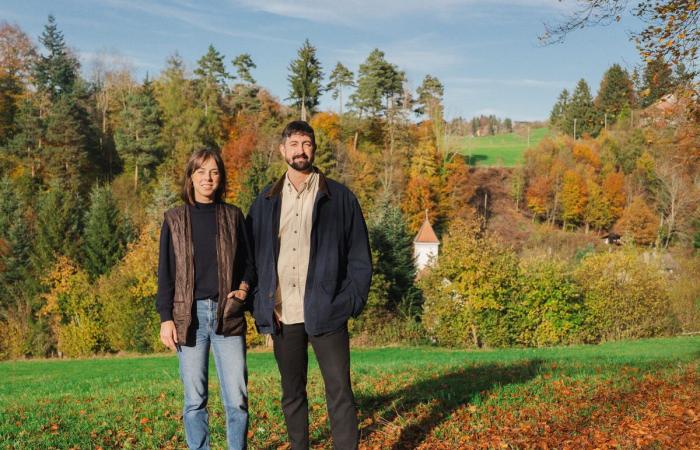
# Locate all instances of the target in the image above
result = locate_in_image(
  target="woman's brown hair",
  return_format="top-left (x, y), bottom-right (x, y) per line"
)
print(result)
top-left (181, 147), bottom-right (227, 205)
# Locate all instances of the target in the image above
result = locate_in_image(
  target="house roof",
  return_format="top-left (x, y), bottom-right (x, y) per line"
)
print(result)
top-left (414, 216), bottom-right (439, 244)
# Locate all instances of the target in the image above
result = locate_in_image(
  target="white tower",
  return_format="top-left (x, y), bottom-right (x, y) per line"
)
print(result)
top-left (413, 211), bottom-right (439, 272)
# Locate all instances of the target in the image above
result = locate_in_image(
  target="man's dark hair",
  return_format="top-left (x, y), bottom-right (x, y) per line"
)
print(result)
top-left (181, 147), bottom-right (227, 205)
top-left (281, 120), bottom-right (316, 149)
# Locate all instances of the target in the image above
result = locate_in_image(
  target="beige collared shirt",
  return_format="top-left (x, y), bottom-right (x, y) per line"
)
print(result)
top-left (275, 170), bottom-right (319, 324)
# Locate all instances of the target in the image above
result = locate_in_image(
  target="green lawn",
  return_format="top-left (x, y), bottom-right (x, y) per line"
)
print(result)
top-left (453, 127), bottom-right (551, 167)
top-left (1, 336), bottom-right (699, 449)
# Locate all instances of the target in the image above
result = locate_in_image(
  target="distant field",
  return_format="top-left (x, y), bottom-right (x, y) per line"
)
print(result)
top-left (2, 336), bottom-right (699, 449)
top-left (453, 127), bottom-right (551, 167)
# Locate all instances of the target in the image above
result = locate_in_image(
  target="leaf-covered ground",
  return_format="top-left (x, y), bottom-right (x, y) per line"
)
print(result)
top-left (1, 336), bottom-right (698, 449)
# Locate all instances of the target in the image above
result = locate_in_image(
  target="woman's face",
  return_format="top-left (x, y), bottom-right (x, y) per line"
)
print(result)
top-left (191, 157), bottom-right (220, 203)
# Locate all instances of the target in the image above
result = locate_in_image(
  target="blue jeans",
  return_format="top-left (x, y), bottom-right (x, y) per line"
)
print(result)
top-left (177, 299), bottom-right (248, 450)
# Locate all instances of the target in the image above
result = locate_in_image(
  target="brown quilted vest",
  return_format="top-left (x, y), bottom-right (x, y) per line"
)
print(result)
top-left (164, 203), bottom-right (246, 344)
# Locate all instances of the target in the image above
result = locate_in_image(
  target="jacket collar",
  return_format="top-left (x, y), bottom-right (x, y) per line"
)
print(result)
top-left (265, 167), bottom-right (330, 199)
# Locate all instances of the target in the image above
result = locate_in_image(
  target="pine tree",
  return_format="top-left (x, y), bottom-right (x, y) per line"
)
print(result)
top-left (82, 184), bottom-right (132, 278)
top-left (415, 74), bottom-right (444, 119)
top-left (236, 150), bottom-right (271, 214)
top-left (114, 78), bottom-right (163, 189)
top-left (0, 177), bottom-right (33, 300)
top-left (194, 45), bottom-right (230, 146)
top-left (32, 181), bottom-right (83, 273)
top-left (33, 15), bottom-right (79, 98)
top-left (595, 64), bottom-right (636, 122)
top-left (639, 56), bottom-right (674, 107)
top-left (349, 48), bottom-right (404, 117)
top-left (562, 79), bottom-right (601, 138)
top-left (287, 39), bottom-right (324, 121)
top-left (327, 62), bottom-right (354, 115)
top-left (369, 202), bottom-right (421, 313)
top-left (232, 53), bottom-right (256, 85)
top-left (42, 94), bottom-right (91, 191)
top-left (7, 97), bottom-right (42, 177)
top-left (0, 70), bottom-right (22, 145)
top-left (549, 88), bottom-right (569, 130)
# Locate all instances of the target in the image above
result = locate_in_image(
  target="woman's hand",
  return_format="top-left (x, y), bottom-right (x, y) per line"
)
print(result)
top-left (160, 320), bottom-right (178, 351)
top-left (226, 289), bottom-right (247, 303)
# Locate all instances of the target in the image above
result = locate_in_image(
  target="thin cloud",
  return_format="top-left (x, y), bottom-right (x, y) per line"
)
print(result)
top-left (447, 76), bottom-right (572, 89)
top-left (230, 0), bottom-right (572, 26)
top-left (97, 0), bottom-right (295, 44)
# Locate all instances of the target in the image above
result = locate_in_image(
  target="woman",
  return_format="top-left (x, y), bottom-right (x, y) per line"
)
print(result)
top-left (156, 147), bottom-right (254, 450)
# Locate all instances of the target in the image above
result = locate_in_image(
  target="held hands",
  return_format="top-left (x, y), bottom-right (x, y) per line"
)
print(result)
top-left (160, 320), bottom-right (178, 351)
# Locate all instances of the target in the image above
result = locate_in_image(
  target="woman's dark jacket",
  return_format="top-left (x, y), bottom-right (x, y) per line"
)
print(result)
top-left (156, 202), bottom-right (254, 344)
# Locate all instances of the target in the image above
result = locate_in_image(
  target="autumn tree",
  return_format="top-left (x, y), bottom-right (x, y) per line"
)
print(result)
top-left (287, 39), bottom-right (323, 121)
top-left (560, 169), bottom-right (588, 229)
top-left (615, 195), bottom-right (659, 245)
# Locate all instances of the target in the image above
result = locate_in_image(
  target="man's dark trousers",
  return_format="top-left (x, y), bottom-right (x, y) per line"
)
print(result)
top-left (272, 322), bottom-right (358, 450)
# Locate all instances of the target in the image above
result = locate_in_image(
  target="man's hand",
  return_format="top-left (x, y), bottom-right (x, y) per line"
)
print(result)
top-left (160, 320), bottom-right (178, 351)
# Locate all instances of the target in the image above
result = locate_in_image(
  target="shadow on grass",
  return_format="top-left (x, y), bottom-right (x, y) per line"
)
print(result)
top-left (466, 154), bottom-right (488, 165)
top-left (313, 359), bottom-right (542, 449)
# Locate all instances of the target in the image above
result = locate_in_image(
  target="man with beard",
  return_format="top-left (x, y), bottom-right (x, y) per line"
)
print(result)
top-left (245, 120), bottom-right (372, 449)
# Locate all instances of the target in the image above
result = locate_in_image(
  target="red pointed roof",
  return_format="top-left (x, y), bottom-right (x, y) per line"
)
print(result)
top-left (414, 216), bottom-right (439, 244)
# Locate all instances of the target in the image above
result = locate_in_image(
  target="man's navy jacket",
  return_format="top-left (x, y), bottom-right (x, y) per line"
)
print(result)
top-left (246, 170), bottom-right (372, 335)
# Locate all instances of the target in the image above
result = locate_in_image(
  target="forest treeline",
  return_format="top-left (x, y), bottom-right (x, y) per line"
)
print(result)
top-left (0, 16), bottom-right (697, 359)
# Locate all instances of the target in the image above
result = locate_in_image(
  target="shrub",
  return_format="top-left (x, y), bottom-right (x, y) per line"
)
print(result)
top-left (420, 220), bottom-right (520, 348)
top-left (512, 258), bottom-right (585, 347)
top-left (575, 250), bottom-right (673, 341)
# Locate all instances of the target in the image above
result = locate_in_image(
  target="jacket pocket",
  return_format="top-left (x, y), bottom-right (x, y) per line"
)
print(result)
top-left (223, 297), bottom-right (245, 319)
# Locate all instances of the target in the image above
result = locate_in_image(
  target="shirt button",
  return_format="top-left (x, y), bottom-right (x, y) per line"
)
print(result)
top-left (292, 284), bottom-right (296, 287)
top-left (296, 213), bottom-right (299, 216)
top-left (293, 248), bottom-right (296, 251)
top-left (294, 230), bottom-right (297, 234)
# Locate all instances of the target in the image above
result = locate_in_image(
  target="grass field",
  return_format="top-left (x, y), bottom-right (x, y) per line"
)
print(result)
top-left (453, 127), bottom-right (551, 167)
top-left (2, 336), bottom-right (699, 449)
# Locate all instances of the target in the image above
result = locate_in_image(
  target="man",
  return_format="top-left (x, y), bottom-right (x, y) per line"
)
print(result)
top-left (246, 120), bottom-right (372, 450)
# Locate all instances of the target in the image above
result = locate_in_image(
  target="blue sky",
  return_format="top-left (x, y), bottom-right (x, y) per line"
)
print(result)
top-left (2, 0), bottom-right (646, 121)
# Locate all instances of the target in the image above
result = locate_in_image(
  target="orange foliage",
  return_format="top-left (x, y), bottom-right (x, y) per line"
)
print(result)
top-left (441, 157), bottom-right (475, 224)
top-left (615, 195), bottom-right (659, 245)
top-left (220, 116), bottom-right (257, 201)
top-left (602, 170), bottom-right (626, 219)
top-left (402, 174), bottom-right (438, 233)
top-left (572, 141), bottom-right (601, 170)
top-left (310, 112), bottom-right (341, 141)
top-left (560, 170), bottom-right (587, 226)
top-left (526, 175), bottom-right (553, 219)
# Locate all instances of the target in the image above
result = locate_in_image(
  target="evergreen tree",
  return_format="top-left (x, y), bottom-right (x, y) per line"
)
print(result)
top-left (326, 62), bottom-right (354, 115)
top-left (237, 150), bottom-right (271, 214)
top-left (0, 177), bottom-right (33, 301)
top-left (82, 184), bottom-right (132, 278)
top-left (549, 88), bottom-right (569, 129)
top-left (33, 15), bottom-right (79, 98)
top-left (595, 64), bottom-right (635, 121)
top-left (349, 48), bottom-right (404, 117)
top-left (114, 78), bottom-right (163, 189)
top-left (287, 39), bottom-right (324, 121)
top-left (232, 53), bottom-right (256, 85)
top-left (0, 70), bottom-right (21, 145)
top-left (504, 118), bottom-right (513, 132)
top-left (42, 94), bottom-right (91, 191)
top-left (7, 97), bottom-right (42, 177)
top-left (562, 79), bottom-right (600, 138)
top-left (639, 56), bottom-right (674, 107)
top-left (369, 202), bottom-right (421, 313)
top-left (415, 74), bottom-right (444, 119)
top-left (146, 175), bottom-right (180, 225)
top-left (194, 45), bottom-right (230, 146)
top-left (32, 181), bottom-right (83, 273)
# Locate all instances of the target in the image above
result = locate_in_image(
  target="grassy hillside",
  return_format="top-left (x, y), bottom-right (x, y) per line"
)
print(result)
top-left (453, 127), bottom-right (551, 167)
top-left (2, 336), bottom-right (699, 449)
